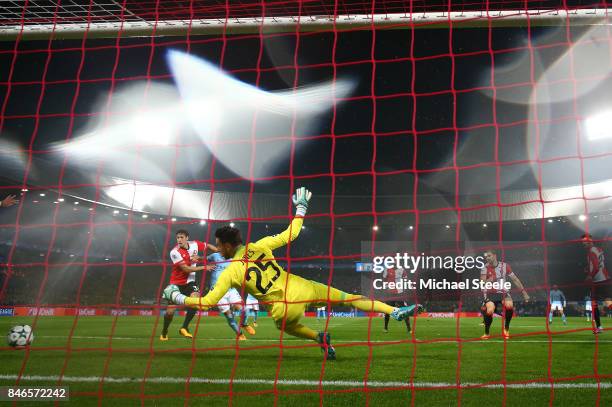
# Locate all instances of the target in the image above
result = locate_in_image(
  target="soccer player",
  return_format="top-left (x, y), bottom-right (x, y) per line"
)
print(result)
top-left (163, 187), bottom-right (419, 360)
top-left (245, 293), bottom-right (259, 328)
top-left (160, 229), bottom-right (217, 341)
top-left (548, 285), bottom-right (567, 325)
top-left (581, 234), bottom-right (611, 334)
top-left (316, 306), bottom-right (326, 321)
top-left (585, 295), bottom-right (592, 322)
top-left (206, 251), bottom-right (255, 340)
top-left (480, 250), bottom-right (530, 339)
top-left (382, 267), bottom-right (412, 334)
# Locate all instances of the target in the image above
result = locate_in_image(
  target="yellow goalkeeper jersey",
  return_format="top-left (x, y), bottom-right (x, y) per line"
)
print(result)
top-left (200, 217), bottom-right (305, 308)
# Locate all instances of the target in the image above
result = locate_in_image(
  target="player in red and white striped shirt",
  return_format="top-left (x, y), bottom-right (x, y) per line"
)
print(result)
top-left (582, 234), bottom-right (611, 334)
top-left (480, 250), bottom-right (529, 339)
top-left (160, 229), bottom-right (217, 341)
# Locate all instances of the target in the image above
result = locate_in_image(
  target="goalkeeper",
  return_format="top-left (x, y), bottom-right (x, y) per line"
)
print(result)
top-left (164, 187), bottom-right (420, 360)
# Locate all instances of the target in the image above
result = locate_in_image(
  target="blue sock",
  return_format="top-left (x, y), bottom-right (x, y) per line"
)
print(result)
top-left (562, 313), bottom-right (567, 323)
top-left (237, 308), bottom-right (247, 327)
top-left (252, 310), bottom-right (258, 322)
top-left (223, 312), bottom-right (241, 334)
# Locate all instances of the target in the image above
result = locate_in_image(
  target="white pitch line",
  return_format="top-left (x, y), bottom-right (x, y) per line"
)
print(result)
top-left (36, 335), bottom-right (612, 344)
top-left (0, 374), bottom-right (610, 389)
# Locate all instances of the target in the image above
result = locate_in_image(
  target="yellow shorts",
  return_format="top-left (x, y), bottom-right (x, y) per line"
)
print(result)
top-left (269, 278), bottom-right (350, 327)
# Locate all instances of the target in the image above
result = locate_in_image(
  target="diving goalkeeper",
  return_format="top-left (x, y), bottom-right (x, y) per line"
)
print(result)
top-left (163, 187), bottom-right (419, 360)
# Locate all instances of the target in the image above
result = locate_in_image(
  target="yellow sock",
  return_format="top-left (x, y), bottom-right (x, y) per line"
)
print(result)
top-left (284, 323), bottom-right (319, 341)
top-left (346, 295), bottom-right (395, 315)
top-left (184, 297), bottom-right (207, 310)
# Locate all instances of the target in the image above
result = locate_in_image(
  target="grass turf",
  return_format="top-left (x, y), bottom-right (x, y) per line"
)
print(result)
top-left (0, 315), bottom-right (610, 406)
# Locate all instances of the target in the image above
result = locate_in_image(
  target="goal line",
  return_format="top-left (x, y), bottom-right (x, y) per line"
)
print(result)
top-left (1, 374), bottom-right (610, 389)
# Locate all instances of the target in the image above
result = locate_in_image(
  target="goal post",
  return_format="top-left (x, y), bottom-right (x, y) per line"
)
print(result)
top-left (1, 8), bottom-right (611, 40)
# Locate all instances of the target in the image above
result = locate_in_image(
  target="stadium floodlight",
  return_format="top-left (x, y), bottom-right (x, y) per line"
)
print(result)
top-left (585, 110), bottom-right (612, 141)
top-left (21, 188), bottom-right (28, 192)
top-left (230, 222), bottom-right (235, 227)
top-left (372, 225), bottom-right (379, 231)
top-left (39, 193), bottom-right (45, 197)
top-left (199, 220), bottom-right (206, 225)
top-left (142, 214), bottom-right (148, 218)
top-left (579, 214), bottom-right (587, 221)
top-left (548, 219), bottom-right (554, 223)
top-left (58, 198), bottom-right (64, 202)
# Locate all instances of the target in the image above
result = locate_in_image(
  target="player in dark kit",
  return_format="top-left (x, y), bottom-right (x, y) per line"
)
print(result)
top-left (382, 268), bottom-right (412, 334)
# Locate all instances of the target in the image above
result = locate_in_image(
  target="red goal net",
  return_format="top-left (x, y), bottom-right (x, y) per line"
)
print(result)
top-left (0, 1), bottom-right (611, 405)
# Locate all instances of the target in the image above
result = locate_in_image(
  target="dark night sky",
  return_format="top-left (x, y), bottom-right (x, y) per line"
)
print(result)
top-left (1, 20), bottom-right (611, 199)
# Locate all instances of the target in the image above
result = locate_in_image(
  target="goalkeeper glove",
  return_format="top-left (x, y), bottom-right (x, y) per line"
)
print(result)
top-left (292, 186), bottom-right (312, 217)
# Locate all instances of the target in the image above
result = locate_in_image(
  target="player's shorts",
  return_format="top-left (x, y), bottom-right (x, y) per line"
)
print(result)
top-left (217, 288), bottom-right (243, 313)
top-left (550, 301), bottom-right (564, 311)
top-left (585, 301), bottom-right (593, 311)
top-left (269, 277), bottom-right (351, 328)
top-left (245, 300), bottom-right (259, 311)
top-left (482, 293), bottom-right (512, 314)
top-left (590, 279), bottom-right (612, 302)
top-left (179, 281), bottom-right (199, 296)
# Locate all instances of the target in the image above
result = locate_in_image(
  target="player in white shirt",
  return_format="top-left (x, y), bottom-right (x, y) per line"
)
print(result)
top-left (582, 234), bottom-right (611, 334)
top-left (480, 250), bottom-right (530, 339)
top-left (584, 295), bottom-right (592, 322)
top-left (203, 252), bottom-right (255, 340)
top-left (316, 306), bottom-right (326, 321)
top-left (548, 285), bottom-right (567, 325)
top-left (245, 293), bottom-right (260, 328)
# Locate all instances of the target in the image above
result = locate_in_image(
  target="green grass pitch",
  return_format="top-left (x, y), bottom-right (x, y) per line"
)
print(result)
top-left (0, 315), bottom-right (610, 406)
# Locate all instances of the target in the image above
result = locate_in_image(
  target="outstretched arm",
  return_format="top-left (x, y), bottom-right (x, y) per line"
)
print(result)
top-left (255, 217), bottom-right (304, 251)
top-left (184, 265), bottom-right (237, 310)
top-left (255, 187), bottom-right (312, 251)
top-left (179, 263), bottom-right (213, 273)
top-left (167, 265), bottom-right (237, 310)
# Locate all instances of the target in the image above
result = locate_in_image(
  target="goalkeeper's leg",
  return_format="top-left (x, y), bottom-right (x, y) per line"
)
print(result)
top-left (164, 285), bottom-right (206, 309)
top-left (272, 303), bottom-right (336, 360)
top-left (311, 281), bottom-right (419, 320)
